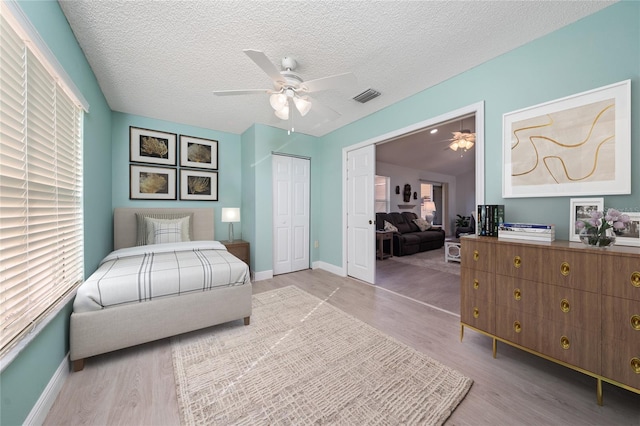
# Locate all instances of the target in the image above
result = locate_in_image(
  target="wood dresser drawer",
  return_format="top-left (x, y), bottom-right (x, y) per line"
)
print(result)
top-left (494, 244), bottom-right (542, 281)
top-left (540, 284), bottom-right (601, 332)
top-left (601, 340), bottom-right (640, 390)
top-left (461, 268), bottom-right (494, 302)
top-left (461, 238), bottom-right (494, 272)
top-left (601, 255), bottom-right (640, 301)
top-left (495, 275), bottom-right (541, 316)
top-left (602, 295), bottom-right (640, 341)
top-left (541, 249), bottom-right (599, 293)
top-left (536, 318), bottom-right (601, 374)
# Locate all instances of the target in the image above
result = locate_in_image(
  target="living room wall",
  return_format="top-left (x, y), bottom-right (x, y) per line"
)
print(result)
top-left (316, 2), bottom-right (639, 268)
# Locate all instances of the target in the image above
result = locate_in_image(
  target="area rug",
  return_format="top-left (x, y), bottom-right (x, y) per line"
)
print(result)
top-left (390, 247), bottom-right (460, 276)
top-left (171, 286), bottom-right (472, 425)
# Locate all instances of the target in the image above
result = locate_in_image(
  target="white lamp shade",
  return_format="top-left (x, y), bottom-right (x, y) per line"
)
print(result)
top-left (269, 93), bottom-right (287, 111)
top-left (221, 207), bottom-right (240, 223)
top-left (424, 201), bottom-right (436, 212)
top-left (293, 96), bottom-right (312, 116)
top-left (274, 102), bottom-right (289, 120)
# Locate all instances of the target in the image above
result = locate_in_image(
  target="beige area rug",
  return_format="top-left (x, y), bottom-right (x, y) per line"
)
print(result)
top-left (390, 247), bottom-right (460, 276)
top-left (171, 286), bottom-right (472, 425)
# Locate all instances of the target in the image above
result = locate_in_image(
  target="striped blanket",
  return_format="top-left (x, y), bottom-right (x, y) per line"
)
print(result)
top-left (73, 241), bottom-right (250, 313)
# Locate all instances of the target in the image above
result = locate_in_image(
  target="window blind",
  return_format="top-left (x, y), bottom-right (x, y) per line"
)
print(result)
top-left (0, 10), bottom-right (84, 356)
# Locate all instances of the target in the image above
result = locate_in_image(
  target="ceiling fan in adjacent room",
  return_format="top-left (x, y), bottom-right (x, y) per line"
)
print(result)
top-left (213, 50), bottom-right (357, 130)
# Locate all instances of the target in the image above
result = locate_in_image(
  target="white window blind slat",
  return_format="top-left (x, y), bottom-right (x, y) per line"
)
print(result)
top-left (0, 9), bottom-right (84, 356)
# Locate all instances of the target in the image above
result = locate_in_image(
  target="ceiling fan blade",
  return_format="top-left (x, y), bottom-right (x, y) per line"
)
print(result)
top-left (212, 89), bottom-right (271, 96)
top-left (300, 72), bottom-right (357, 93)
top-left (243, 49), bottom-right (285, 86)
top-left (309, 97), bottom-right (341, 121)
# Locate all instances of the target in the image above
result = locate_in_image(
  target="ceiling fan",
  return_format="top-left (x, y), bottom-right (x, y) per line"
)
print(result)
top-left (213, 50), bottom-right (357, 126)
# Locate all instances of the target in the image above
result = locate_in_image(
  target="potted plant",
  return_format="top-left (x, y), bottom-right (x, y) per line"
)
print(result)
top-left (455, 214), bottom-right (470, 228)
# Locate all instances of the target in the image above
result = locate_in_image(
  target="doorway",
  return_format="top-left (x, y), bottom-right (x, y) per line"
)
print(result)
top-left (342, 101), bottom-right (485, 284)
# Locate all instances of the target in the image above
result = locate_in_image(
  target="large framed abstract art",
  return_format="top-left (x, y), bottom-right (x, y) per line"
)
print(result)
top-left (502, 80), bottom-right (631, 198)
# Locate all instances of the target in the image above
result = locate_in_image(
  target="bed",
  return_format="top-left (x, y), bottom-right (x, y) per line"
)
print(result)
top-left (69, 208), bottom-right (252, 371)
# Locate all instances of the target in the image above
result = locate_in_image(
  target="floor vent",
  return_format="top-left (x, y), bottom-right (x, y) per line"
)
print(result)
top-left (353, 88), bottom-right (381, 103)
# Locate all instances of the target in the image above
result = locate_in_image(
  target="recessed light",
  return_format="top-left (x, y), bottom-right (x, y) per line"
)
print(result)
top-left (430, 129), bottom-right (438, 134)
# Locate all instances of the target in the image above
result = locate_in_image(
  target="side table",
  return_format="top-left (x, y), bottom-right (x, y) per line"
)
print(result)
top-left (220, 239), bottom-right (250, 265)
top-left (375, 231), bottom-right (394, 260)
top-left (444, 238), bottom-right (461, 263)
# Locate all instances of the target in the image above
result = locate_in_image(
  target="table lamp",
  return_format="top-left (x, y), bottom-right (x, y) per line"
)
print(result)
top-left (424, 201), bottom-right (436, 224)
top-left (221, 207), bottom-right (240, 242)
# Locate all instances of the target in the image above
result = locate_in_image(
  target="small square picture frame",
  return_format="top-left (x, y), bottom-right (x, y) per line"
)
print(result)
top-left (180, 169), bottom-right (218, 201)
top-left (130, 126), bottom-right (177, 166)
top-left (180, 135), bottom-right (218, 170)
top-left (569, 197), bottom-right (604, 242)
top-left (614, 212), bottom-right (640, 247)
top-left (130, 165), bottom-right (177, 200)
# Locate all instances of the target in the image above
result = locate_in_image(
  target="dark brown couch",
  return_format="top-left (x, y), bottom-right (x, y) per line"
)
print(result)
top-left (376, 211), bottom-right (445, 256)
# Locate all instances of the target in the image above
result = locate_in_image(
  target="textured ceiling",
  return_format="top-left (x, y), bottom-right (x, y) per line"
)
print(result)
top-left (59, 0), bottom-right (613, 141)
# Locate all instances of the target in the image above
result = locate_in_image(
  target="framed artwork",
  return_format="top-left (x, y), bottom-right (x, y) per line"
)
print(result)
top-left (503, 79), bottom-right (631, 198)
top-left (130, 165), bottom-right (177, 200)
top-left (614, 212), bottom-right (640, 247)
top-left (180, 169), bottom-right (218, 201)
top-left (180, 135), bottom-right (218, 169)
top-left (130, 126), bottom-right (177, 166)
top-left (569, 197), bottom-right (604, 242)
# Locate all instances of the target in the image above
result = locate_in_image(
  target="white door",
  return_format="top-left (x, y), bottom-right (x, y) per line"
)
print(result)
top-left (273, 155), bottom-right (310, 275)
top-left (347, 145), bottom-right (375, 283)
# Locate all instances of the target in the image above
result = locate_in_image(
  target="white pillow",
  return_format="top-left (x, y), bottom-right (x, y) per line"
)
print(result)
top-left (144, 216), bottom-right (191, 244)
top-left (413, 218), bottom-right (432, 231)
top-left (384, 220), bottom-right (398, 232)
top-left (135, 212), bottom-right (193, 245)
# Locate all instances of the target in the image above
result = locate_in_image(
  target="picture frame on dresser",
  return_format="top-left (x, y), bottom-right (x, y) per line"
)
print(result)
top-left (130, 165), bottom-right (177, 200)
top-left (613, 212), bottom-right (640, 247)
top-left (569, 197), bottom-right (604, 242)
top-left (179, 135), bottom-right (218, 170)
top-left (179, 169), bottom-right (218, 201)
top-left (130, 126), bottom-right (177, 166)
top-left (502, 79), bottom-right (631, 198)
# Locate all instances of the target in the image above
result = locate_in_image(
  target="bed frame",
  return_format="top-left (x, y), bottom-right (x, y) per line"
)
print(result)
top-left (69, 208), bottom-right (252, 371)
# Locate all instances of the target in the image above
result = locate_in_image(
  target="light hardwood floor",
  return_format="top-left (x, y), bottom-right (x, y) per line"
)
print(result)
top-left (45, 269), bottom-right (640, 425)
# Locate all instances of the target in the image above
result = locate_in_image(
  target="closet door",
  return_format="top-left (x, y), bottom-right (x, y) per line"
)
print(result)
top-left (273, 155), bottom-right (310, 275)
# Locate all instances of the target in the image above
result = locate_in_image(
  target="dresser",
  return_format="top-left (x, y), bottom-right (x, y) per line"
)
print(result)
top-left (221, 240), bottom-right (250, 265)
top-left (460, 235), bottom-right (640, 405)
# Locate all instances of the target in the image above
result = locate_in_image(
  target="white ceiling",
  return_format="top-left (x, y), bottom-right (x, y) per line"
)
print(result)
top-left (59, 0), bottom-right (613, 143)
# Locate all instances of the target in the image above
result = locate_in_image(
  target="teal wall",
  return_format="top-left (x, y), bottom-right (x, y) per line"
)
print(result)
top-left (247, 124), bottom-right (319, 273)
top-left (3, 1), bottom-right (639, 424)
top-left (314, 1), bottom-right (639, 266)
top-left (1, 1), bottom-right (113, 425)
top-left (111, 112), bottom-right (242, 240)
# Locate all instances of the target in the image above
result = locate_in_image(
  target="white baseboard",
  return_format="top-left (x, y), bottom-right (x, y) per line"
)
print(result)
top-left (24, 353), bottom-right (69, 425)
top-left (313, 261), bottom-right (345, 276)
top-left (253, 270), bottom-right (273, 281)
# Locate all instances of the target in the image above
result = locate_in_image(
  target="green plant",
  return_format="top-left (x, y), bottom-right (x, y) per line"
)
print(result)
top-left (455, 214), bottom-right (470, 227)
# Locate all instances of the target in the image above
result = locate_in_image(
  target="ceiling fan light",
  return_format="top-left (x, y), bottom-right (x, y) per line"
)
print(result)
top-left (449, 142), bottom-right (459, 151)
top-left (274, 102), bottom-right (289, 120)
top-left (293, 96), bottom-right (312, 116)
top-left (269, 93), bottom-right (287, 111)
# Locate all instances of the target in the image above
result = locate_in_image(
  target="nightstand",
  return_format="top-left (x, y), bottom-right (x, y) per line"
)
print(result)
top-left (220, 240), bottom-right (249, 265)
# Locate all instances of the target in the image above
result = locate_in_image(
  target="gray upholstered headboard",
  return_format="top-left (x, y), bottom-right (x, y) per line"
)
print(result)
top-left (113, 208), bottom-right (214, 250)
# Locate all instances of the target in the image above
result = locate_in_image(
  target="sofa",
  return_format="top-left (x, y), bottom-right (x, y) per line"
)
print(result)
top-left (376, 211), bottom-right (445, 256)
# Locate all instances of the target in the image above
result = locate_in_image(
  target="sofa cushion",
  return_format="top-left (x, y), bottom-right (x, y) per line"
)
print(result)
top-left (413, 218), bottom-right (432, 231)
top-left (383, 220), bottom-right (398, 232)
top-left (389, 212), bottom-right (413, 234)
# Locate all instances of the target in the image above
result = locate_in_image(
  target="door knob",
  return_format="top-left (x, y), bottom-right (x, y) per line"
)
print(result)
top-left (369, 220), bottom-right (373, 224)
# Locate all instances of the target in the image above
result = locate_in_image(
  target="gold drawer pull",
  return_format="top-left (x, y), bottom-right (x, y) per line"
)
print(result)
top-left (513, 321), bottom-right (521, 333)
top-left (513, 288), bottom-right (521, 301)
top-left (561, 299), bottom-right (570, 313)
top-left (631, 315), bottom-right (640, 331)
top-left (561, 336), bottom-right (570, 350)
top-left (473, 307), bottom-right (479, 318)
top-left (631, 358), bottom-right (640, 374)
top-left (560, 262), bottom-right (570, 276)
top-left (513, 256), bottom-right (522, 268)
top-left (473, 279), bottom-right (479, 290)
top-left (473, 250), bottom-right (479, 261)
top-left (631, 272), bottom-right (640, 288)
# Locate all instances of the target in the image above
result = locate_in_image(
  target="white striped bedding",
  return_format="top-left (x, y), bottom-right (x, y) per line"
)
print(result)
top-left (73, 241), bottom-right (250, 313)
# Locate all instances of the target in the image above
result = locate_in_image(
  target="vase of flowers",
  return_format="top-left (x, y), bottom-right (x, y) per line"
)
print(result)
top-left (575, 208), bottom-right (629, 248)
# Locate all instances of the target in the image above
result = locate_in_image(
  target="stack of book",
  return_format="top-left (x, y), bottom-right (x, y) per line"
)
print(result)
top-left (498, 223), bottom-right (555, 242)
top-left (477, 204), bottom-right (505, 237)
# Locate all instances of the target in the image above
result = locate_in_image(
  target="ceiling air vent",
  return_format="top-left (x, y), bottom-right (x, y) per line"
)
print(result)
top-left (353, 88), bottom-right (381, 103)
